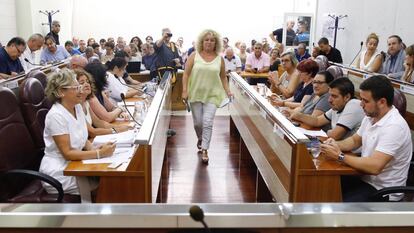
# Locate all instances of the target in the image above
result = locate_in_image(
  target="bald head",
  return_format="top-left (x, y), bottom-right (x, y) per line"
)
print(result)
top-left (225, 47), bottom-right (234, 58)
top-left (27, 33), bottom-right (44, 52)
top-left (70, 55), bottom-right (88, 69)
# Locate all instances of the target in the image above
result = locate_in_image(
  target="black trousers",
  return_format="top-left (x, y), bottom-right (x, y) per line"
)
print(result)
top-left (341, 176), bottom-right (387, 202)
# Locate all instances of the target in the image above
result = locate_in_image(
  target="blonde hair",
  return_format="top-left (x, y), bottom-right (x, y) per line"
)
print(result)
top-left (45, 68), bottom-right (77, 103)
top-left (196, 29), bottom-right (222, 55)
top-left (73, 68), bottom-right (96, 100)
top-left (366, 33), bottom-right (379, 45)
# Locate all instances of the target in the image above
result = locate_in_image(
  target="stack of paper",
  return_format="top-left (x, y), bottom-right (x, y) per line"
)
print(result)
top-left (93, 130), bottom-right (136, 148)
top-left (82, 147), bottom-right (134, 164)
top-left (296, 127), bottom-right (328, 137)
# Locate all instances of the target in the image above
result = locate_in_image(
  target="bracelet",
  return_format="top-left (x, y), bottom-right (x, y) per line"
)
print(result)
top-left (111, 127), bottom-right (117, 134)
top-left (96, 150), bottom-right (100, 159)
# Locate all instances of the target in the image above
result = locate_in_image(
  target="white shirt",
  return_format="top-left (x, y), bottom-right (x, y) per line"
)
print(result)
top-left (106, 71), bottom-right (128, 102)
top-left (19, 47), bottom-right (38, 72)
top-left (40, 103), bottom-right (88, 194)
top-left (358, 107), bottom-right (412, 200)
top-left (359, 49), bottom-right (381, 72)
top-left (223, 55), bottom-right (242, 72)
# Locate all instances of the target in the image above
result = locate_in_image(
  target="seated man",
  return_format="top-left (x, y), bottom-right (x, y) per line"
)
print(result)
top-left (65, 40), bottom-right (81, 56)
top-left (19, 33), bottom-right (44, 72)
top-left (245, 42), bottom-right (270, 85)
top-left (223, 47), bottom-right (242, 74)
top-left (381, 35), bottom-right (405, 80)
top-left (293, 22), bottom-right (310, 46)
top-left (69, 55), bottom-right (88, 69)
top-left (0, 37), bottom-right (26, 79)
top-left (318, 37), bottom-right (343, 64)
top-left (290, 77), bottom-right (364, 140)
top-left (142, 43), bottom-right (157, 78)
top-left (321, 75), bottom-right (412, 202)
top-left (40, 35), bottom-right (70, 64)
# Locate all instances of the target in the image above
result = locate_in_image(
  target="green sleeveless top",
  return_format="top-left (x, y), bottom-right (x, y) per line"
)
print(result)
top-left (188, 52), bottom-right (226, 107)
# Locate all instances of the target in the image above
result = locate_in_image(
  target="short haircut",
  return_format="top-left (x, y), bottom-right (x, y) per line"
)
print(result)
top-left (65, 40), bottom-right (74, 47)
top-left (296, 59), bottom-right (319, 77)
top-left (44, 35), bottom-right (56, 44)
top-left (114, 50), bottom-right (128, 58)
top-left (51, 20), bottom-right (60, 26)
top-left (106, 57), bottom-right (127, 71)
top-left (359, 75), bottom-right (394, 106)
top-left (388, 35), bottom-right (402, 44)
top-left (196, 29), bottom-right (222, 55)
top-left (7, 37), bottom-right (26, 47)
top-left (406, 44), bottom-right (414, 56)
top-left (104, 41), bottom-right (115, 49)
top-left (318, 37), bottom-right (329, 45)
top-left (45, 69), bottom-right (76, 103)
top-left (73, 68), bottom-right (96, 100)
top-left (99, 38), bottom-right (106, 44)
top-left (254, 42), bottom-right (263, 48)
top-left (91, 43), bottom-right (100, 49)
top-left (281, 51), bottom-right (299, 66)
top-left (329, 77), bottom-right (355, 98)
top-left (29, 33), bottom-right (44, 41)
top-left (318, 71), bottom-right (334, 84)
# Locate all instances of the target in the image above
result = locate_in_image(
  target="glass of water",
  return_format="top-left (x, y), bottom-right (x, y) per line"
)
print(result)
top-left (307, 137), bottom-right (321, 159)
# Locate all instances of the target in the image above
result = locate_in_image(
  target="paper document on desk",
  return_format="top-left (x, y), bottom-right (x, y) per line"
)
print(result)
top-left (93, 130), bottom-right (136, 147)
top-left (296, 127), bottom-right (328, 137)
top-left (82, 148), bottom-right (134, 164)
top-left (117, 101), bottom-right (135, 106)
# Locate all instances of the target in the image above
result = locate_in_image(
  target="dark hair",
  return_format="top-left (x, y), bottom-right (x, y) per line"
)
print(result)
top-left (7, 37), bottom-right (26, 47)
top-left (65, 40), bottom-right (74, 47)
top-left (114, 50), bottom-right (128, 59)
top-left (44, 35), bottom-right (56, 44)
top-left (318, 71), bottom-right (334, 84)
top-left (318, 37), bottom-right (329, 45)
top-left (223, 37), bottom-right (229, 42)
top-left (359, 75), bottom-right (394, 106)
top-left (296, 59), bottom-right (319, 77)
top-left (329, 77), bottom-right (355, 98)
top-left (91, 42), bottom-right (100, 49)
top-left (106, 57), bottom-right (127, 71)
top-left (99, 38), bottom-right (106, 44)
top-left (84, 62), bottom-right (107, 93)
top-left (388, 35), bottom-right (402, 44)
top-left (104, 41), bottom-right (115, 49)
top-left (130, 36), bottom-right (143, 52)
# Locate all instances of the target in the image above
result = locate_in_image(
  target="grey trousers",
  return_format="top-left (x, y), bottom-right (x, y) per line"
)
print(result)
top-left (190, 101), bottom-right (217, 150)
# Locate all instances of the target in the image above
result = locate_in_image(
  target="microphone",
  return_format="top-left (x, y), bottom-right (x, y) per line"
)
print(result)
top-left (24, 58), bottom-right (43, 66)
top-left (349, 41), bottom-right (364, 67)
top-left (115, 74), bottom-right (144, 92)
top-left (189, 205), bottom-right (211, 233)
top-left (120, 93), bottom-right (142, 126)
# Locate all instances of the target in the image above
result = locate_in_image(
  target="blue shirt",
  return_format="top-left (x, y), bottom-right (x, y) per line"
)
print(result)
top-left (0, 47), bottom-right (24, 75)
top-left (40, 45), bottom-right (70, 64)
top-left (69, 49), bottom-right (81, 56)
top-left (293, 82), bottom-right (314, 102)
top-left (154, 42), bottom-right (181, 69)
top-left (295, 50), bottom-right (311, 62)
top-left (142, 53), bottom-right (157, 72)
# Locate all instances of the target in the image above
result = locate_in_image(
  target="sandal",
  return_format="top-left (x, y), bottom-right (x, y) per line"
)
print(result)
top-left (197, 139), bottom-right (202, 150)
top-left (201, 150), bottom-right (209, 164)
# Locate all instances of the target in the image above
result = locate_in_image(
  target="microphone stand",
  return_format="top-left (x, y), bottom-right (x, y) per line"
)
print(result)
top-left (120, 93), bottom-right (142, 127)
top-left (350, 42), bottom-right (364, 66)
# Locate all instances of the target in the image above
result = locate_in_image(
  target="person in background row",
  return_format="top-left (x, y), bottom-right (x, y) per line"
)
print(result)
top-left (237, 42), bottom-right (249, 70)
top-left (295, 42), bottom-right (310, 62)
top-left (270, 20), bottom-right (296, 46)
top-left (130, 36), bottom-right (143, 54)
top-left (142, 43), bottom-right (157, 76)
top-left (72, 37), bottom-right (80, 50)
top-left (105, 57), bottom-right (140, 102)
top-left (381, 35), bottom-right (406, 80)
top-left (20, 33), bottom-right (44, 72)
top-left (311, 46), bottom-right (321, 59)
top-left (101, 41), bottom-right (115, 64)
top-left (145, 35), bottom-right (153, 44)
top-left (65, 41), bottom-right (81, 56)
top-left (222, 37), bottom-right (230, 53)
top-left (318, 37), bottom-right (343, 63)
top-left (245, 42), bottom-right (270, 85)
top-left (87, 38), bottom-right (95, 47)
top-left (354, 33), bottom-right (382, 73)
top-left (293, 21), bottom-right (310, 46)
top-left (46, 20), bottom-right (60, 45)
top-left (269, 47), bottom-right (281, 72)
top-left (115, 37), bottom-right (125, 52)
top-left (176, 37), bottom-right (185, 57)
top-left (402, 44), bottom-right (414, 83)
top-left (321, 75), bottom-right (412, 202)
top-left (129, 43), bottom-right (142, 62)
top-left (99, 38), bottom-right (106, 54)
top-left (69, 55), bottom-right (88, 69)
top-left (83, 47), bottom-right (99, 63)
top-left (246, 39), bottom-right (256, 54)
top-left (91, 43), bottom-right (101, 60)
top-left (268, 51), bottom-right (299, 98)
top-left (40, 68), bottom-right (115, 195)
top-left (182, 29), bottom-right (233, 164)
top-left (223, 47), bottom-right (242, 74)
top-left (0, 37), bottom-right (25, 79)
top-left (78, 40), bottom-right (87, 54)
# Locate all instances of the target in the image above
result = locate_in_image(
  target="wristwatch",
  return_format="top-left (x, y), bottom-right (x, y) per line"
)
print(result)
top-left (338, 152), bottom-right (345, 162)
top-left (111, 127), bottom-right (117, 134)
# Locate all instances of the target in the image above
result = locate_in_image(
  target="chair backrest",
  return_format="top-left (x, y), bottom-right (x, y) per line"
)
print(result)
top-left (326, 66), bottom-right (344, 80)
top-left (393, 88), bottom-right (407, 117)
top-left (0, 87), bottom-right (38, 172)
top-left (315, 55), bottom-right (329, 72)
top-left (19, 78), bottom-right (51, 149)
top-left (26, 70), bottom-right (48, 89)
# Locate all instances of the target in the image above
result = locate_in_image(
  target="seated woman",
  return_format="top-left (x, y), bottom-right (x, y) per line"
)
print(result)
top-left (402, 44), bottom-right (414, 83)
top-left (268, 51), bottom-right (300, 99)
top-left (353, 33), bottom-right (382, 72)
top-left (269, 48), bottom-right (281, 72)
top-left (74, 69), bottom-right (130, 137)
top-left (271, 59), bottom-right (319, 107)
top-left (283, 71), bottom-right (334, 118)
top-left (106, 57), bottom-right (140, 102)
top-left (40, 68), bottom-right (116, 195)
top-left (84, 62), bottom-right (129, 122)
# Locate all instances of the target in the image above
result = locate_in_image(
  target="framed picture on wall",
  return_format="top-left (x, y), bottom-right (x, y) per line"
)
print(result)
top-left (282, 13), bottom-right (314, 49)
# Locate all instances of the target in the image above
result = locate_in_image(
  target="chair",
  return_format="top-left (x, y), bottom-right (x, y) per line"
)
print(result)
top-left (0, 86), bottom-right (79, 203)
top-left (26, 69), bottom-right (48, 89)
top-left (393, 88), bottom-right (407, 117)
top-left (315, 55), bottom-right (329, 72)
top-left (326, 66), bottom-right (344, 80)
top-left (19, 78), bottom-right (51, 149)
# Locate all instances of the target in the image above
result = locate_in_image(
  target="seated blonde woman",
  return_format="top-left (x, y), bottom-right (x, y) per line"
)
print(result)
top-left (268, 51), bottom-right (300, 99)
top-left (84, 62), bottom-right (129, 122)
top-left (73, 69), bottom-right (131, 137)
top-left (402, 44), bottom-right (414, 83)
top-left (40, 68), bottom-right (115, 195)
top-left (353, 33), bottom-right (382, 72)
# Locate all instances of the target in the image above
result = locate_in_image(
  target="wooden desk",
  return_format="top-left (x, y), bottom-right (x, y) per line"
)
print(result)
top-left (64, 75), bottom-right (173, 203)
top-left (240, 71), bottom-right (269, 78)
top-left (229, 73), bottom-right (357, 202)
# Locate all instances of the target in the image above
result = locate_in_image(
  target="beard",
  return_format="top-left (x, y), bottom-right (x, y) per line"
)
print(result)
top-left (364, 106), bottom-right (380, 118)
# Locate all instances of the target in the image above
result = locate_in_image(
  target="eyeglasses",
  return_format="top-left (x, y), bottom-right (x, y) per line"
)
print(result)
top-left (312, 80), bottom-right (326, 85)
top-left (14, 45), bottom-right (24, 55)
top-left (62, 85), bottom-right (83, 92)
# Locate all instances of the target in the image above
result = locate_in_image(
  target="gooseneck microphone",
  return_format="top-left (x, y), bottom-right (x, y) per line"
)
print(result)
top-left (349, 41), bottom-right (364, 67)
top-left (24, 58), bottom-right (43, 66)
top-left (115, 74), bottom-right (144, 93)
top-left (120, 93), bottom-right (142, 126)
top-left (189, 205), bottom-right (211, 233)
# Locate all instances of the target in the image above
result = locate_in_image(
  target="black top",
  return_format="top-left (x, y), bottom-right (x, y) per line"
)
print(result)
top-left (293, 82), bottom-right (314, 102)
top-left (272, 28), bottom-right (296, 46)
top-left (0, 47), bottom-right (24, 75)
top-left (46, 31), bottom-right (60, 45)
top-left (320, 46), bottom-right (343, 63)
top-left (154, 42), bottom-right (182, 70)
top-left (269, 60), bottom-right (281, 72)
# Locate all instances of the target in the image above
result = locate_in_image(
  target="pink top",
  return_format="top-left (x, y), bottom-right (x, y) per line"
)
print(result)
top-left (246, 52), bottom-right (270, 69)
top-left (88, 94), bottom-right (118, 123)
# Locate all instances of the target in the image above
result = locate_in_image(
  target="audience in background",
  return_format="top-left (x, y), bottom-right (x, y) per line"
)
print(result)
top-left (381, 35), bottom-right (406, 80)
top-left (293, 21), bottom-right (310, 46)
top-left (311, 46), bottom-right (321, 59)
top-left (246, 39), bottom-right (256, 54)
top-left (91, 43), bottom-right (101, 60)
top-left (115, 37), bottom-right (125, 51)
top-left (101, 41), bottom-right (115, 64)
top-left (145, 35), bottom-right (153, 44)
top-left (87, 38), bottom-right (96, 47)
top-left (69, 55), bottom-right (88, 69)
top-left (46, 20), bottom-right (61, 45)
top-left (318, 37), bottom-right (343, 63)
top-left (0, 37), bottom-right (25, 78)
top-left (78, 39), bottom-right (87, 53)
top-left (142, 42), bottom-right (157, 75)
top-left (130, 36), bottom-right (143, 54)
top-left (268, 51), bottom-right (299, 98)
top-left (129, 43), bottom-right (142, 62)
top-left (269, 47), bottom-right (281, 72)
top-left (245, 42), bottom-right (270, 85)
top-left (237, 42), bottom-right (249, 70)
top-left (20, 33), bottom-right (44, 72)
top-left (65, 41), bottom-right (81, 56)
top-left (72, 37), bottom-right (80, 50)
top-left (154, 28), bottom-right (182, 81)
top-left (270, 20), bottom-right (296, 46)
top-left (99, 38), bottom-right (106, 54)
top-left (40, 35), bottom-right (71, 64)
top-left (402, 44), bottom-right (414, 83)
top-left (354, 33), bottom-right (382, 72)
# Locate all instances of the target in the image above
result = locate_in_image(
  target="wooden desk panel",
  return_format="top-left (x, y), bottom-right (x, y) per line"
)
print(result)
top-left (240, 71), bottom-right (269, 78)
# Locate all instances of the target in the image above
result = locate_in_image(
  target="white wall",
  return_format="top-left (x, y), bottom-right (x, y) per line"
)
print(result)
top-left (315, 0), bottom-right (414, 64)
top-left (0, 0), bottom-right (17, 46)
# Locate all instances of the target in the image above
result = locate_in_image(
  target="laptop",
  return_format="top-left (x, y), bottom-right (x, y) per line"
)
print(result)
top-left (126, 61), bottom-right (141, 73)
